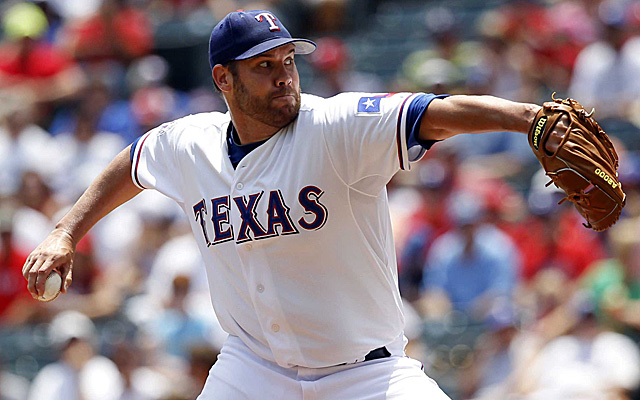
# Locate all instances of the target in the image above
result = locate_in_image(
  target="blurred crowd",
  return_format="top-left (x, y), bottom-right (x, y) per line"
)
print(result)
top-left (1, 0), bottom-right (640, 399)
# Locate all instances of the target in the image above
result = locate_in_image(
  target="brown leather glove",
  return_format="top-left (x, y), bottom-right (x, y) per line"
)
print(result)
top-left (528, 94), bottom-right (626, 231)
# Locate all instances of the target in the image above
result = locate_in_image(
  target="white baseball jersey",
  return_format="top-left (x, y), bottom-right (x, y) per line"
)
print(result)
top-left (130, 92), bottom-right (445, 368)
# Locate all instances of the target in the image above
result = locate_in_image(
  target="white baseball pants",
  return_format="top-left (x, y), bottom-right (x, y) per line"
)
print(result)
top-left (197, 335), bottom-right (451, 400)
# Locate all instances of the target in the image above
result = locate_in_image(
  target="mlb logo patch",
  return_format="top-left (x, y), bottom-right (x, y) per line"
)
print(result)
top-left (357, 97), bottom-right (381, 115)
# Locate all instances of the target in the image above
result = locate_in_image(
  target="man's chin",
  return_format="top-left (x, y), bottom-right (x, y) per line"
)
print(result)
top-left (271, 95), bottom-right (298, 110)
top-left (266, 103), bottom-right (299, 128)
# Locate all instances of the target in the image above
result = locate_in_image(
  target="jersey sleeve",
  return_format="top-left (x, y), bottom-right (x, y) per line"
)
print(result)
top-left (320, 92), bottom-right (447, 193)
top-left (129, 122), bottom-right (184, 203)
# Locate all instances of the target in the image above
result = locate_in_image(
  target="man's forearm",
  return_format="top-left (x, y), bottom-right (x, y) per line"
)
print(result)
top-left (420, 95), bottom-right (541, 141)
top-left (56, 145), bottom-right (142, 244)
top-left (24, 146), bottom-right (143, 297)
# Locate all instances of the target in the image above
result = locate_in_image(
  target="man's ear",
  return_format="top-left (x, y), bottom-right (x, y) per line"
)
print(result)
top-left (213, 65), bottom-right (232, 92)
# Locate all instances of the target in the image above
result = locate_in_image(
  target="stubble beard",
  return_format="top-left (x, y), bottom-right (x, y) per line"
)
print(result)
top-left (233, 77), bottom-right (301, 129)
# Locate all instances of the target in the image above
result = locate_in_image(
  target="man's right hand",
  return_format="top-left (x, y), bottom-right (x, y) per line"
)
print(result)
top-left (22, 229), bottom-right (76, 299)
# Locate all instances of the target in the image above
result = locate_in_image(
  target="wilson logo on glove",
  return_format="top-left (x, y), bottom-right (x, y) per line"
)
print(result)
top-left (532, 116), bottom-right (547, 150)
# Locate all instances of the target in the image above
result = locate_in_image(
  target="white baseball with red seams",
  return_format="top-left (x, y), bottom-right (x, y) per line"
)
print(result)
top-left (38, 270), bottom-right (62, 302)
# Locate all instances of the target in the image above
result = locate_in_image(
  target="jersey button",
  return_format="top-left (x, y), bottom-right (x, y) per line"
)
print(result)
top-left (246, 244), bottom-right (253, 250)
top-left (257, 284), bottom-right (264, 293)
top-left (271, 324), bottom-right (280, 332)
top-left (236, 183), bottom-right (244, 190)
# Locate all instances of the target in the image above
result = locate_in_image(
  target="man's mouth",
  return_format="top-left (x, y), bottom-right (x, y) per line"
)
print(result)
top-left (271, 90), bottom-right (296, 99)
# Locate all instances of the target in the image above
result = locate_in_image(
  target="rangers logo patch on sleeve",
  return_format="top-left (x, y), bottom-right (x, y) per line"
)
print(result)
top-left (356, 97), bottom-right (381, 115)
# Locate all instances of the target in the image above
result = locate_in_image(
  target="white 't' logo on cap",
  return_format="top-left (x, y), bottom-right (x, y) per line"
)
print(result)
top-left (255, 13), bottom-right (280, 31)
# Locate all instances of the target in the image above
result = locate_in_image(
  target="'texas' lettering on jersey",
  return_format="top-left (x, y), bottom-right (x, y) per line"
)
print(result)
top-left (193, 186), bottom-right (328, 245)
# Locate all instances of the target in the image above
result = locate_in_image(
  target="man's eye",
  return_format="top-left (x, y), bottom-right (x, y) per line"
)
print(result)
top-left (259, 61), bottom-right (269, 68)
top-left (285, 58), bottom-right (293, 65)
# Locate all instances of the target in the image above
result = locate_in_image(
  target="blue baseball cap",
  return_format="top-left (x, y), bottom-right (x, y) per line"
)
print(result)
top-left (208, 10), bottom-right (316, 69)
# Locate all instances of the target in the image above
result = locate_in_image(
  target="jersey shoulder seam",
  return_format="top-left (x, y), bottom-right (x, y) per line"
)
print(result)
top-left (317, 118), bottom-right (350, 189)
top-left (349, 174), bottom-right (391, 198)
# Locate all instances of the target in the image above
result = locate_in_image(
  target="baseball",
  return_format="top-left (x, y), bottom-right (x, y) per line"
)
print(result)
top-left (38, 271), bottom-right (62, 302)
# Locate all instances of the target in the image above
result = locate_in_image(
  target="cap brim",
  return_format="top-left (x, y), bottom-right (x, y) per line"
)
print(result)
top-left (234, 38), bottom-right (316, 61)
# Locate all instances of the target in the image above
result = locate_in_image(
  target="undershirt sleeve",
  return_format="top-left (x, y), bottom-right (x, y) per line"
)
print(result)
top-left (405, 94), bottom-right (449, 159)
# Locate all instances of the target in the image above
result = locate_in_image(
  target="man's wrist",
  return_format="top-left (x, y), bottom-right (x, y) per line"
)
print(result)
top-left (53, 227), bottom-right (76, 246)
top-left (523, 104), bottom-right (543, 133)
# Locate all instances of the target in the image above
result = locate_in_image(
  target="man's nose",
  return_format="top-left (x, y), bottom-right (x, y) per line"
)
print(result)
top-left (275, 65), bottom-right (292, 87)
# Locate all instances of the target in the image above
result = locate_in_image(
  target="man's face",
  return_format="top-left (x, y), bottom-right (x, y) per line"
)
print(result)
top-left (228, 44), bottom-right (301, 129)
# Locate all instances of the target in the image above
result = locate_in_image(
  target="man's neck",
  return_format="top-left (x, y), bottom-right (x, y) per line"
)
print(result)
top-left (229, 110), bottom-right (280, 145)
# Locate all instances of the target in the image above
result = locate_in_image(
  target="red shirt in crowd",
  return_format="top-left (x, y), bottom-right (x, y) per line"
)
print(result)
top-left (0, 41), bottom-right (71, 79)
top-left (0, 247), bottom-right (29, 318)
top-left (65, 8), bottom-right (152, 62)
top-left (501, 210), bottom-right (606, 281)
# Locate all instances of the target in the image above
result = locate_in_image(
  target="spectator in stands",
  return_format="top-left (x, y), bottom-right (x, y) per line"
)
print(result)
top-left (543, 0), bottom-right (599, 76)
top-left (111, 343), bottom-right (152, 400)
top-left (0, 105), bottom-right (57, 197)
top-left (11, 172), bottom-right (59, 256)
top-left (124, 210), bottom-right (176, 293)
top-left (0, 357), bottom-right (30, 400)
top-left (299, 0), bottom-right (348, 33)
top-left (420, 191), bottom-right (518, 319)
top-left (0, 2), bottom-right (86, 103)
top-left (144, 275), bottom-right (213, 359)
top-left (51, 97), bottom-right (127, 202)
top-left (49, 80), bottom-right (139, 144)
top-left (582, 218), bottom-right (640, 339)
top-left (522, 172), bottom-right (606, 281)
top-left (401, 6), bottom-right (481, 94)
top-left (398, 154), bottom-right (456, 303)
top-left (17, 171), bottom-right (60, 222)
top-left (525, 297), bottom-right (640, 399)
top-left (569, 0), bottom-right (640, 119)
top-left (0, 205), bottom-right (32, 325)
top-left (143, 229), bottom-right (210, 308)
top-left (28, 311), bottom-right (123, 400)
top-left (307, 36), bottom-right (384, 98)
top-left (48, 86), bottom-right (126, 203)
top-left (127, 56), bottom-right (190, 133)
top-left (472, 9), bottom-right (528, 101)
top-left (41, 0), bottom-right (102, 22)
top-left (466, 302), bottom-right (523, 399)
top-left (61, 0), bottom-right (152, 65)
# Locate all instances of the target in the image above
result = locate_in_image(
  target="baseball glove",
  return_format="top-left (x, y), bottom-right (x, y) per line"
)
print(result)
top-left (528, 93), bottom-right (625, 231)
